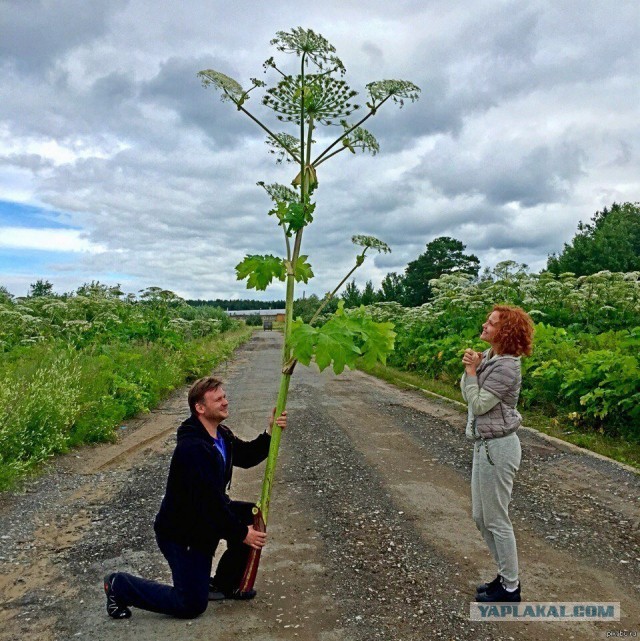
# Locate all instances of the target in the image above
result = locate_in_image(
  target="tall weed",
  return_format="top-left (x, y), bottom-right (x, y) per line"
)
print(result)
top-left (0, 326), bottom-right (251, 490)
top-left (365, 271), bottom-right (640, 440)
top-left (0, 356), bottom-right (80, 486)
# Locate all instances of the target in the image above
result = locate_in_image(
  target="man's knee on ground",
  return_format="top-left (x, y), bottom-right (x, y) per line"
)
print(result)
top-left (176, 594), bottom-right (208, 619)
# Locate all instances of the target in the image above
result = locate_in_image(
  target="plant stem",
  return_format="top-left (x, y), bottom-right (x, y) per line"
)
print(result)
top-left (256, 53), bottom-right (309, 528)
top-left (236, 104), bottom-right (300, 164)
top-left (283, 229), bottom-right (291, 262)
top-left (311, 95), bottom-right (391, 166)
top-left (271, 64), bottom-right (288, 78)
top-left (308, 251), bottom-right (367, 326)
top-left (299, 53), bottom-right (306, 197)
top-left (306, 117), bottom-right (314, 168)
top-left (313, 146), bottom-right (347, 168)
top-left (257, 273), bottom-right (294, 522)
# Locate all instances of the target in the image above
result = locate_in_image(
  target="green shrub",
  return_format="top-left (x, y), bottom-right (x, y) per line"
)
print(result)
top-left (365, 270), bottom-right (640, 440)
top-left (0, 285), bottom-right (238, 352)
top-left (0, 355), bottom-right (80, 479)
top-left (0, 326), bottom-right (252, 490)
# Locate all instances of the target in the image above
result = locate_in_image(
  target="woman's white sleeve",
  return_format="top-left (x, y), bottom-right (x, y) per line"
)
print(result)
top-left (463, 376), bottom-right (501, 416)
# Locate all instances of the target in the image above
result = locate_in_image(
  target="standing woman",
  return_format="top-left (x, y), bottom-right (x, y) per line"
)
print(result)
top-left (461, 304), bottom-right (534, 603)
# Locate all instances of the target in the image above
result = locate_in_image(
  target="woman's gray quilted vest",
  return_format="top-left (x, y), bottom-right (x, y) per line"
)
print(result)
top-left (475, 351), bottom-right (522, 439)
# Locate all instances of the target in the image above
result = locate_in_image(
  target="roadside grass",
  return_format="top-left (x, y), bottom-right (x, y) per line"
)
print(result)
top-left (0, 326), bottom-right (252, 491)
top-left (359, 361), bottom-right (640, 471)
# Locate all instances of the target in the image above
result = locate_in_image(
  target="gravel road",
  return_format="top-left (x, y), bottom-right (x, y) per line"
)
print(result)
top-left (0, 331), bottom-right (638, 641)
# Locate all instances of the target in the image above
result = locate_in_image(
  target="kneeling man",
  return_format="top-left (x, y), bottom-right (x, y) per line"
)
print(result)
top-left (103, 376), bottom-right (286, 619)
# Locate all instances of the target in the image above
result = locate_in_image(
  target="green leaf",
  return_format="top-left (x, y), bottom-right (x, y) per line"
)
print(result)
top-left (282, 201), bottom-right (307, 232)
top-left (289, 318), bottom-right (318, 365)
top-left (354, 313), bottom-right (396, 368)
top-left (275, 200), bottom-right (316, 235)
top-left (235, 255), bottom-right (286, 290)
top-left (316, 321), bottom-right (362, 374)
top-left (289, 301), bottom-right (394, 374)
top-left (294, 256), bottom-right (314, 283)
top-left (268, 201), bottom-right (289, 225)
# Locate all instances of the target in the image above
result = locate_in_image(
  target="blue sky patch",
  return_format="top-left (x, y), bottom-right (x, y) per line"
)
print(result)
top-left (0, 200), bottom-right (76, 230)
top-left (0, 248), bottom-right (76, 273)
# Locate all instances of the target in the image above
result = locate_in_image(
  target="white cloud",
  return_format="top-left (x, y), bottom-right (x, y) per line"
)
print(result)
top-left (0, 0), bottom-right (638, 298)
top-left (0, 227), bottom-right (107, 253)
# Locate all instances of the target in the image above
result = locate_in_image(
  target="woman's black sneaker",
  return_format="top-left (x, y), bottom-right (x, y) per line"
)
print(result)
top-left (104, 573), bottom-right (132, 619)
top-left (476, 574), bottom-right (502, 594)
top-left (475, 581), bottom-right (521, 602)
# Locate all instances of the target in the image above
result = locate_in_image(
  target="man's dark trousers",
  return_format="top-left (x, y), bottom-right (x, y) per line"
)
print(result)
top-left (112, 501), bottom-right (253, 618)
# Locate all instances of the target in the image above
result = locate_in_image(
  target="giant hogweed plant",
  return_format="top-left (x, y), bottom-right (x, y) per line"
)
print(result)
top-left (198, 27), bottom-right (419, 589)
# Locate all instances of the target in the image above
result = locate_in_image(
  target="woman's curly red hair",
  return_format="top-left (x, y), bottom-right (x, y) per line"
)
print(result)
top-left (492, 305), bottom-right (534, 357)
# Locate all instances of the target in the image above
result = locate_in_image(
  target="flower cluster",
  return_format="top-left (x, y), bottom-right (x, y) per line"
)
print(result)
top-left (263, 74), bottom-right (359, 125)
top-left (0, 285), bottom-right (234, 352)
top-left (362, 267), bottom-right (640, 435)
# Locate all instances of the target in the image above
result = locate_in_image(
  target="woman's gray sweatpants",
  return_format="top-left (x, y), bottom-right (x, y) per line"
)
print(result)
top-left (471, 432), bottom-right (521, 584)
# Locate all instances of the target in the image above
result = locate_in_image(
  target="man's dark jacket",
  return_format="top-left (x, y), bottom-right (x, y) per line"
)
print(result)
top-left (154, 414), bottom-right (271, 554)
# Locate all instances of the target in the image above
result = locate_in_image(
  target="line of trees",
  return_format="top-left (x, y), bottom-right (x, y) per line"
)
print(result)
top-left (187, 299), bottom-right (286, 310)
top-left (13, 202), bottom-right (638, 321)
top-left (322, 235), bottom-right (481, 312)
top-left (324, 201), bottom-right (640, 313)
top-left (3, 281), bottom-right (286, 314)
top-left (547, 202), bottom-right (640, 275)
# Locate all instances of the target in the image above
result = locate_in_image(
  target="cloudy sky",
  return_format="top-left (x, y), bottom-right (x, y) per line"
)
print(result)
top-left (1, 0), bottom-right (638, 299)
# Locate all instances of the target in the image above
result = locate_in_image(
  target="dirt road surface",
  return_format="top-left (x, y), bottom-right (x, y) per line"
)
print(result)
top-left (1, 331), bottom-right (638, 641)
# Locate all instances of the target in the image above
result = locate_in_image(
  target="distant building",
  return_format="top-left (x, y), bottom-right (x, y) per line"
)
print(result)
top-left (226, 309), bottom-right (286, 322)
